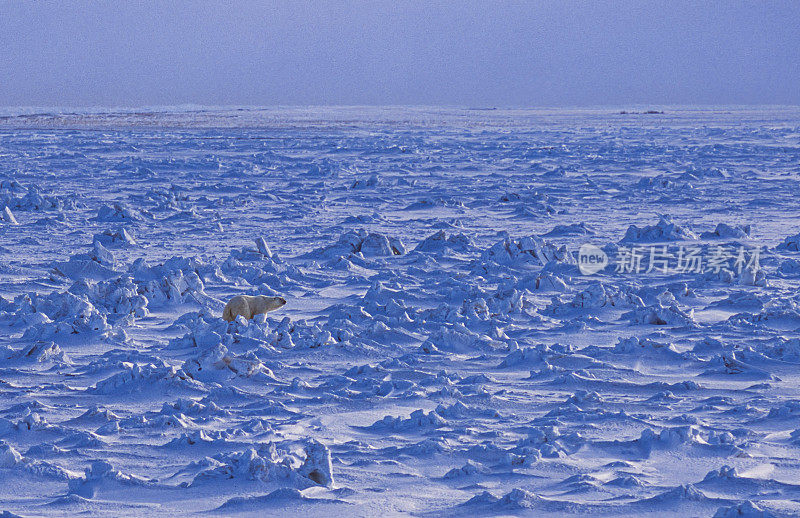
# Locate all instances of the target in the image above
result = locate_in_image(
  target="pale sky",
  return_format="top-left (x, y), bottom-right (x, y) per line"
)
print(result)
top-left (1, 1), bottom-right (798, 107)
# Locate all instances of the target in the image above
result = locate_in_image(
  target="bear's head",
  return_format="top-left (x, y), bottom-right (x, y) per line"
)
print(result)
top-left (261, 296), bottom-right (287, 312)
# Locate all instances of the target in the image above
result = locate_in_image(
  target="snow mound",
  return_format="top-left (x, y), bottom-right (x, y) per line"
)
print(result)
top-left (443, 460), bottom-right (490, 478)
top-left (12, 290), bottom-right (111, 341)
top-left (93, 202), bottom-right (151, 222)
top-left (541, 222), bottom-right (596, 237)
top-left (776, 232), bottom-right (800, 251)
top-left (701, 223), bottom-right (751, 240)
top-left (0, 441), bottom-right (22, 467)
top-left (547, 282), bottom-right (643, 313)
top-left (170, 311), bottom-right (335, 351)
top-left (420, 325), bottom-right (492, 354)
top-left (67, 460), bottom-right (153, 498)
top-left (69, 276), bottom-right (149, 322)
top-left (476, 235), bottom-right (574, 269)
top-left (183, 344), bottom-right (276, 383)
top-left (639, 483), bottom-right (718, 505)
top-left (53, 242), bottom-right (120, 281)
top-left (462, 488), bottom-right (543, 510)
top-left (3, 341), bottom-right (71, 365)
top-left (0, 184), bottom-right (79, 211)
top-left (623, 301), bottom-right (695, 326)
top-left (621, 215), bottom-right (698, 243)
top-left (93, 228), bottom-right (137, 248)
top-left (129, 257), bottom-right (216, 308)
top-left (413, 230), bottom-right (475, 254)
top-left (190, 440), bottom-right (333, 488)
top-left (369, 409), bottom-right (448, 431)
top-left (216, 488), bottom-right (348, 511)
top-left (713, 501), bottom-right (777, 518)
top-left (612, 336), bottom-right (682, 357)
top-left (636, 174), bottom-right (692, 191)
top-left (88, 363), bottom-right (205, 395)
top-left (308, 229), bottom-right (405, 259)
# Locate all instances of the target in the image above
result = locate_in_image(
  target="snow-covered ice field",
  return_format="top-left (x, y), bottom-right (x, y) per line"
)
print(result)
top-left (2, 106), bottom-right (800, 516)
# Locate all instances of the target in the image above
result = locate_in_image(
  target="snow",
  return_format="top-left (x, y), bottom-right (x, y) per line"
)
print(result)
top-left (1, 106), bottom-right (800, 516)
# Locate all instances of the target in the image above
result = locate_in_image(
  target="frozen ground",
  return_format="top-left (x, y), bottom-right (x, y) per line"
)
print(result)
top-left (1, 106), bottom-right (800, 516)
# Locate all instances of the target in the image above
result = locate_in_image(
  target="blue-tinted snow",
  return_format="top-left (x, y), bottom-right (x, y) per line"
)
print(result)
top-left (0, 107), bottom-right (799, 516)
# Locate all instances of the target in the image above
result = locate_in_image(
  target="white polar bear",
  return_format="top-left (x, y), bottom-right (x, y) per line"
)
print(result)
top-left (222, 295), bottom-right (286, 322)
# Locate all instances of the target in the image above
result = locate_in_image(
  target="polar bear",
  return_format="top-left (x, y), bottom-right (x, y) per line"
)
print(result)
top-left (222, 295), bottom-right (286, 321)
